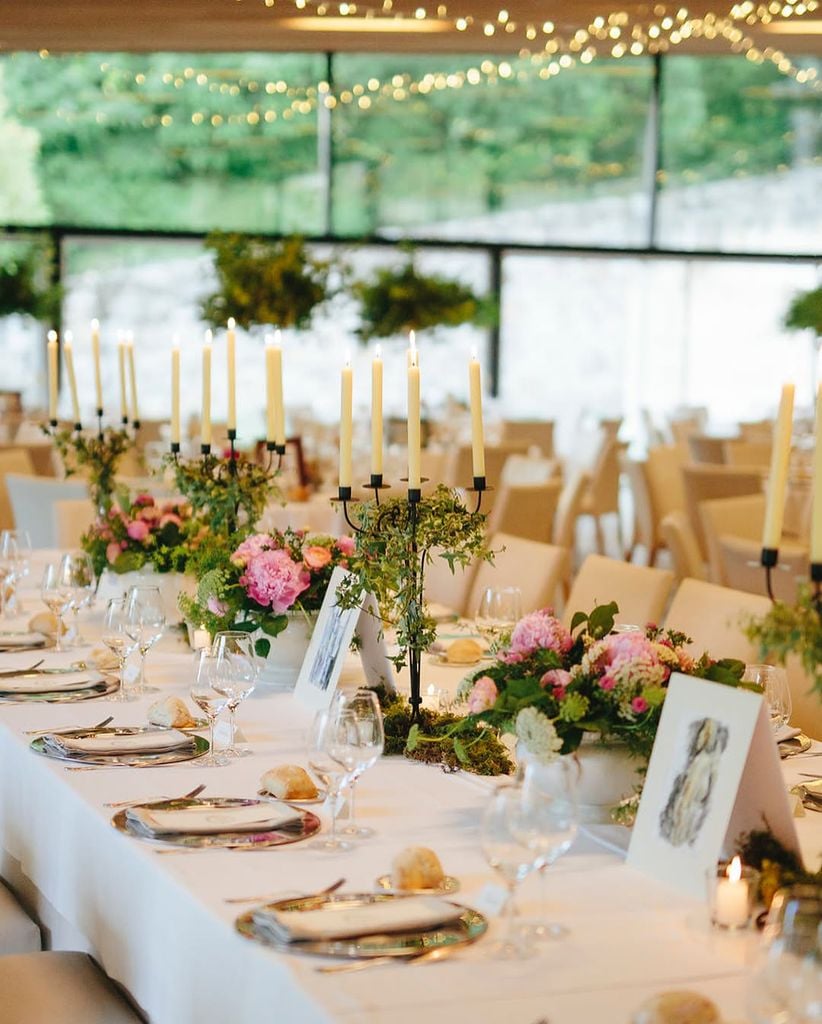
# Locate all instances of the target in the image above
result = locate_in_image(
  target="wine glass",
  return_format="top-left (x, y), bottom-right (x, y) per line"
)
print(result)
top-left (508, 762), bottom-right (579, 940)
top-left (210, 631), bottom-right (258, 758)
top-left (0, 529), bottom-right (30, 617)
top-left (125, 586), bottom-right (166, 696)
top-left (475, 587), bottom-right (523, 649)
top-left (40, 563), bottom-right (74, 652)
top-left (480, 784), bottom-right (540, 959)
top-left (190, 647), bottom-right (230, 767)
top-left (333, 689), bottom-right (385, 839)
top-left (100, 597), bottom-right (139, 701)
top-left (58, 551), bottom-right (96, 647)
top-left (743, 664), bottom-right (792, 733)
top-left (306, 707), bottom-right (359, 852)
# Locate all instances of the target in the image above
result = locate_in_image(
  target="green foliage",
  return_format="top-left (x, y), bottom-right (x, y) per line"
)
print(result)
top-left (784, 286), bottom-right (822, 337)
top-left (201, 233), bottom-right (330, 331)
top-left (352, 253), bottom-right (495, 340)
top-left (49, 425), bottom-right (132, 513)
top-left (737, 828), bottom-right (820, 908)
top-left (0, 239), bottom-right (60, 322)
top-left (745, 584), bottom-right (822, 694)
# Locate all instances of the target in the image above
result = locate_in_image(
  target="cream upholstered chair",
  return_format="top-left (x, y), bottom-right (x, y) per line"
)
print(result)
top-left (464, 533), bottom-right (568, 617)
top-left (699, 493), bottom-right (765, 585)
top-left (0, 443), bottom-right (54, 478)
top-left (578, 436), bottom-right (623, 554)
top-left (626, 446), bottom-right (689, 564)
top-left (0, 952), bottom-right (142, 1023)
top-left (5, 474), bottom-right (88, 547)
top-left (0, 448), bottom-right (36, 531)
top-left (552, 468), bottom-right (590, 581)
top-left (716, 534), bottom-right (807, 604)
top-left (562, 554), bottom-right (675, 629)
top-left (738, 419), bottom-right (774, 442)
top-left (486, 481), bottom-right (562, 546)
top-left (681, 464), bottom-right (763, 560)
top-left (724, 439), bottom-right (772, 469)
top-left (0, 882), bottom-right (40, 955)
top-left (663, 578), bottom-right (822, 739)
top-left (500, 419), bottom-right (555, 459)
top-left (53, 498), bottom-right (96, 549)
top-left (659, 512), bottom-right (707, 581)
top-left (624, 458), bottom-right (658, 564)
top-left (424, 548), bottom-right (478, 617)
top-left (688, 435), bottom-right (727, 465)
top-left (501, 454), bottom-right (559, 486)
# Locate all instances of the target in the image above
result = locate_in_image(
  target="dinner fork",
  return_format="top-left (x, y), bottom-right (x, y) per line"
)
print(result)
top-left (224, 876), bottom-right (346, 905)
top-left (0, 660), bottom-right (44, 677)
top-left (26, 715), bottom-right (114, 737)
top-left (104, 783), bottom-right (207, 809)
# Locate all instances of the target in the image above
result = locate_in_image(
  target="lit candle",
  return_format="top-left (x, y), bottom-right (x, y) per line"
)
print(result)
top-left (339, 354), bottom-right (353, 490)
top-left (762, 383), bottom-right (795, 550)
top-left (714, 856), bottom-right (749, 928)
top-left (264, 333), bottom-right (277, 444)
top-left (171, 335), bottom-right (181, 447)
top-left (125, 330), bottom-right (139, 424)
top-left (47, 329), bottom-right (58, 422)
top-left (201, 330), bottom-right (213, 449)
top-left (371, 343), bottom-right (383, 478)
top-left (406, 329), bottom-right (417, 367)
top-left (90, 318), bottom-right (103, 413)
top-left (408, 339), bottom-right (421, 491)
top-left (273, 328), bottom-right (285, 447)
top-left (192, 624), bottom-right (211, 651)
top-left (226, 317), bottom-right (237, 433)
top-left (421, 683), bottom-right (439, 709)
top-left (62, 330), bottom-right (81, 426)
top-left (469, 347), bottom-right (486, 479)
top-left (812, 383), bottom-right (822, 565)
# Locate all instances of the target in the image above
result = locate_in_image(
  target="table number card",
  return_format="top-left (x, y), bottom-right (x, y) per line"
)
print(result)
top-left (627, 673), bottom-right (800, 899)
top-left (293, 566), bottom-right (394, 711)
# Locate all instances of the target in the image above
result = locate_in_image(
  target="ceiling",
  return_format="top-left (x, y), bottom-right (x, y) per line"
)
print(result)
top-left (1, 0), bottom-right (820, 56)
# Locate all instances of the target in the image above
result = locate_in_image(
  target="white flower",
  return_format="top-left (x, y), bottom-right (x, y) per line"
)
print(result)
top-left (515, 707), bottom-right (562, 765)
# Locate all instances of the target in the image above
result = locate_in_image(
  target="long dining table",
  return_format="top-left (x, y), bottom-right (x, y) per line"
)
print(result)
top-left (1, 551), bottom-right (821, 1024)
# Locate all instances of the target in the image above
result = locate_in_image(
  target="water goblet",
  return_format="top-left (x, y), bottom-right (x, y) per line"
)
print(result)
top-left (333, 689), bottom-right (385, 839)
top-left (210, 631), bottom-right (258, 758)
top-left (40, 563), bottom-right (74, 652)
top-left (100, 597), bottom-right (139, 701)
top-left (743, 664), bottom-right (792, 733)
top-left (475, 586), bottom-right (523, 650)
top-left (125, 585), bottom-right (166, 696)
top-left (306, 707), bottom-right (359, 852)
top-left (190, 647), bottom-right (230, 767)
top-left (58, 551), bottom-right (96, 647)
top-left (0, 529), bottom-right (30, 617)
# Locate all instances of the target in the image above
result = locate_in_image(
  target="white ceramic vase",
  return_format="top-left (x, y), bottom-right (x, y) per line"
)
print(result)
top-left (253, 611), bottom-right (317, 694)
top-left (97, 566), bottom-right (194, 623)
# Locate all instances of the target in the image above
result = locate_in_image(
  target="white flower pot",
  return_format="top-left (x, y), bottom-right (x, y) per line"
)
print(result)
top-left (519, 733), bottom-right (642, 824)
top-left (97, 567), bottom-right (194, 623)
top-left (253, 611), bottom-right (317, 694)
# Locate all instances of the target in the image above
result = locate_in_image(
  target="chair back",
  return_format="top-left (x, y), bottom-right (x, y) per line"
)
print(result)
top-left (501, 454), bottom-right (559, 486)
top-left (464, 533), bottom-right (568, 617)
top-left (681, 464), bottom-right (763, 560)
top-left (624, 459), bottom-right (655, 558)
top-left (723, 439), bottom-right (772, 469)
top-left (581, 437), bottom-right (621, 516)
top-left (52, 499), bottom-right (96, 549)
top-left (445, 443), bottom-right (528, 504)
top-left (0, 449), bottom-right (36, 531)
top-left (5, 474), bottom-right (88, 547)
top-left (659, 511), bottom-right (706, 581)
top-left (486, 481), bottom-right (562, 547)
top-left (424, 548), bottom-right (478, 617)
top-left (552, 468), bottom-right (589, 553)
top-left (716, 534), bottom-right (807, 603)
top-left (562, 554), bottom-right (674, 629)
top-left (645, 444), bottom-right (687, 523)
top-left (687, 435), bottom-right (727, 465)
top-left (500, 420), bottom-right (555, 459)
top-left (699, 493), bottom-right (766, 585)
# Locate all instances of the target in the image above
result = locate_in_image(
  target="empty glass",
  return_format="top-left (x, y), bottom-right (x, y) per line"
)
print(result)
top-left (744, 664), bottom-right (792, 732)
top-left (333, 689), bottom-right (385, 839)
top-left (475, 587), bottom-right (523, 649)
top-left (58, 551), bottom-right (96, 647)
top-left (100, 597), bottom-right (139, 701)
top-left (210, 631), bottom-right (258, 758)
top-left (306, 707), bottom-right (359, 852)
top-left (0, 529), bottom-right (30, 617)
top-left (190, 647), bottom-right (230, 767)
top-left (125, 586), bottom-right (166, 696)
top-left (40, 563), bottom-right (74, 652)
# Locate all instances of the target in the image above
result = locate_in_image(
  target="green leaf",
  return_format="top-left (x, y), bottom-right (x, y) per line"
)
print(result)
top-left (112, 550), bottom-right (144, 573)
top-left (254, 638), bottom-right (271, 659)
top-left (570, 610), bottom-right (588, 633)
top-left (406, 724), bottom-right (420, 751)
top-left (587, 602), bottom-right (619, 639)
top-left (453, 737), bottom-right (469, 764)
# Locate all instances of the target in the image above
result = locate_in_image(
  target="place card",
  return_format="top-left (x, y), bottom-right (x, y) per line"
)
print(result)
top-left (627, 673), bottom-right (800, 900)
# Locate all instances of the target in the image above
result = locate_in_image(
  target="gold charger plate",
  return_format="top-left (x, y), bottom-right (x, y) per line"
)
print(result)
top-left (257, 787), bottom-right (327, 806)
top-left (0, 677), bottom-right (120, 703)
top-left (780, 733), bottom-right (812, 758)
top-left (429, 653), bottom-right (488, 668)
top-left (112, 797), bottom-right (321, 849)
top-left (375, 874), bottom-right (461, 896)
top-left (236, 891), bottom-right (487, 958)
top-left (149, 718), bottom-right (210, 733)
top-left (30, 726), bottom-right (209, 767)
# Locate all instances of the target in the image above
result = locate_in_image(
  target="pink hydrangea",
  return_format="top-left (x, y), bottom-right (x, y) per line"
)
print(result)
top-left (502, 609), bottom-right (573, 663)
top-left (540, 668), bottom-right (572, 693)
top-left (231, 534), bottom-right (273, 567)
top-left (126, 520), bottom-right (150, 542)
top-left (207, 595), bottom-right (229, 616)
top-left (466, 675), bottom-right (498, 713)
top-left (303, 545), bottom-right (332, 570)
top-left (336, 536), bottom-right (356, 557)
top-left (240, 549), bottom-right (310, 613)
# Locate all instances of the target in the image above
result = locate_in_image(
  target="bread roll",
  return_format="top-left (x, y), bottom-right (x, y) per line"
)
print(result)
top-left (260, 765), bottom-right (319, 800)
top-left (391, 847), bottom-right (445, 890)
top-left (147, 697), bottom-right (196, 729)
top-left (28, 612), bottom-right (66, 637)
top-left (446, 638), bottom-right (483, 664)
top-left (632, 991), bottom-right (721, 1024)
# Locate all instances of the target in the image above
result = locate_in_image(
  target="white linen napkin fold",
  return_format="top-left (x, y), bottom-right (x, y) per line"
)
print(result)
top-left (125, 802), bottom-right (302, 836)
top-left (252, 896), bottom-right (463, 943)
top-left (0, 672), bottom-right (103, 694)
top-left (0, 631), bottom-right (47, 648)
top-left (42, 729), bottom-right (193, 757)
top-left (776, 725), bottom-right (803, 743)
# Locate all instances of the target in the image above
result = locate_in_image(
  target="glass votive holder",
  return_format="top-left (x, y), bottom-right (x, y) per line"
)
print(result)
top-left (707, 857), bottom-right (760, 931)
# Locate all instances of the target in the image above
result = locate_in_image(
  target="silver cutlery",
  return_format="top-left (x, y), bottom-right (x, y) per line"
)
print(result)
top-left (104, 783), bottom-right (207, 809)
top-left (0, 660), bottom-right (44, 677)
top-left (224, 876), bottom-right (346, 905)
top-left (0, 661), bottom-right (89, 680)
top-left (315, 945), bottom-right (459, 974)
top-left (26, 715), bottom-right (114, 737)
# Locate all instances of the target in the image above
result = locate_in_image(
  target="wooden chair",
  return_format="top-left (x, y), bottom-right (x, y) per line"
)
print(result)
top-left (659, 511), bottom-right (707, 582)
top-left (486, 481), bottom-right (562, 547)
top-left (716, 534), bottom-right (807, 604)
top-left (500, 419), bottom-right (555, 459)
top-left (723, 439), bottom-right (772, 469)
top-left (0, 448), bottom-right (36, 531)
top-left (552, 468), bottom-right (590, 585)
top-left (562, 554), bottom-right (675, 629)
top-left (687, 435), bottom-right (727, 465)
top-left (0, 882), bottom-right (41, 955)
top-left (578, 436), bottom-right (623, 554)
top-left (698, 493), bottom-right (765, 585)
top-left (464, 533), bottom-right (569, 617)
top-left (53, 498), bottom-right (96, 549)
top-left (681, 464), bottom-right (763, 561)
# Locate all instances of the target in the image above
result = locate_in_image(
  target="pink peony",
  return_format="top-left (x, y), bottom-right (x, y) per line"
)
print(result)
top-left (159, 512), bottom-right (182, 529)
top-left (303, 545), bottom-right (332, 570)
top-left (335, 536), bottom-right (356, 557)
top-left (466, 675), bottom-right (498, 714)
top-left (231, 533), bottom-right (274, 567)
top-left (240, 549), bottom-right (310, 613)
top-left (502, 609), bottom-right (573, 663)
top-left (540, 668), bottom-right (572, 691)
top-left (106, 541), bottom-right (121, 565)
top-left (133, 493), bottom-right (154, 507)
top-left (631, 696), bottom-right (649, 714)
top-left (206, 595), bottom-right (229, 616)
top-left (126, 520), bottom-right (150, 542)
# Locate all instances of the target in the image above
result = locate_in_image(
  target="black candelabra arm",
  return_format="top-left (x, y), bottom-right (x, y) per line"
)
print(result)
top-left (96, 408), bottom-right (104, 440)
top-left (812, 563), bottom-right (822, 617)
top-left (761, 547), bottom-right (778, 603)
top-left (265, 441), bottom-right (284, 474)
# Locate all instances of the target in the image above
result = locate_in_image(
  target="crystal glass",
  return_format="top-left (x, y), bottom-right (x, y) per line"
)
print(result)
top-left (480, 784), bottom-right (540, 959)
top-left (743, 664), bottom-right (792, 732)
top-left (58, 551), bottom-right (96, 647)
top-left (306, 707), bottom-right (359, 852)
top-left (333, 689), bottom-right (385, 839)
top-left (190, 647), bottom-right (230, 767)
top-left (40, 563), bottom-right (74, 652)
top-left (475, 587), bottom-right (523, 649)
top-left (125, 585), bottom-right (166, 696)
top-left (0, 529), bottom-right (30, 617)
top-left (100, 597), bottom-right (139, 701)
top-left (210, 631), bottom-right (258, 758)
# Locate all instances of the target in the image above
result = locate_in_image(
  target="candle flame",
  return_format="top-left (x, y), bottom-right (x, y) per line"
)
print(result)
top-left (204, 329), bottom-right (213, 345)
top-left (345, 351), bottom-right (351, 368)
top-left (227, 317), bottom-right (236, 330)
top-left (471, 346), bottom-right (478, 361)
top-left (274, 327), bottom-right (282, 345)
top-left (64, 329), bottom-right (73, 345)
top-left (172, 333), bottom-right (180, 347)
top-left (409, 330), bottom-right (416, 350)
top-left (426, 683), bottom-right (436, 696)
top-left (90, 318), bottom-right (99, 331)
top-left (375, 343), bottom-right (382, 359)
top-left (47, 330), bottom-right (57, 343)
top-left (264, 333), bottom-right (274, 347)
top-left (125, 329), bottom-right (134, 344)
top-left (727, 856), bottom-right (742, 882)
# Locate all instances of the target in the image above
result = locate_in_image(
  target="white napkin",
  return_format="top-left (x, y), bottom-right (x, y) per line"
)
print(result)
top-left (0, 631), bottom-right (47, 648)
top-left (42, 729), bottom-right (193, 757)
top-left (253, 896), bottom-right (463, 943)
top-left (776, 725), bottom-right (803, 743)
top-left (0, 672), bottom-right (103, 694)
top-left (125, 802), bottom-right (302, 836)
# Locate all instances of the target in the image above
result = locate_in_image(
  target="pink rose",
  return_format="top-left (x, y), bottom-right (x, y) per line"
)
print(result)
top-left (133, 493), bottom-right (154, 507)
top-left (540, 668), bottom-right (572, 691)
top-left (600, 675), bottom-right (616, 691)
top-left (207, 595), bottom-right (229, 616)
top-left (106, 542), bottom-right (121, 565)
top-left (137, 505), bottom-right (161, 523)
top-left (126, 520), bottom-right (150, 542)
top-left (631, 696), bottom-right (649, 714)
top-left (466, 675), bottom-right (498, 714)
top-left (240, 548), bottom-right (311, 613)
top-left (335, 536), bottom-right (356, 557)
top-left (303, 545), bottom-right (332, 570)
top-left (159, 512), bottom-right (182, 529)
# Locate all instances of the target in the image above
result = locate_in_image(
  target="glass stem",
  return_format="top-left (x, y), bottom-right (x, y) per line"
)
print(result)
top-left (118, 654), bottom-right (126, 695)
top-left (54, 613), bottom-right (64, 653)
top-left (209, 714), bottom-right (217, 758)
top-left (137, 648), bottom-right (147, 692)
top-left (228, 707), bottom-right (237, 753)
top-left (328, 785), bottom-right (340, 845)
top-left (502, 880), bottom-right (520, 949)
top-left (348, 780), bottom-right (358, 830)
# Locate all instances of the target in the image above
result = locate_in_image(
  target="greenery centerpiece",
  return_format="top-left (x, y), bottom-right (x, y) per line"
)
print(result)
top-left (48, 424), bottom-right (131, 514)
top-left (0, 239), bottom-right (61, 324)
top-left (785, 286), bottom-right (822, 340)
top-left (745, 583), bottom-right (822, 695)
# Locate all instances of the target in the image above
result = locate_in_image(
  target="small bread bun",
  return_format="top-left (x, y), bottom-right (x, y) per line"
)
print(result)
top-left (632, 991), bottom-right (721, 1024)
top-left (391, 847), bottom-right (445, 890)
top-left (148, 696), bottom-right (196, 729)
top-left (28, 612), bottom-right (66, 637)
top-left (260, 765), bottom-right (319, 801)
top-left (446, 638), bottom-right (483, 664)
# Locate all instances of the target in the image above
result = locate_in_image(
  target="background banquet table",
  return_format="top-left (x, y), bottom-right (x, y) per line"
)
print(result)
top-left (1, 552), bottom-right (821, 1024)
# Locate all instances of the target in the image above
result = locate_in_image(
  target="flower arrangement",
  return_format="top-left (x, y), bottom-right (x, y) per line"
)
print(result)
top-left (0, 239), bottom-right (61, 323)
top-left (784, 285), bottom-right (822, 338)
top-left (179, 527), bottom-right (355, 657)
top-left (82, 493), bottom-right (204, 578)
top-left (745, 583), bottom-right (822, 695)
top-left (49, 426), bottom-right (132, 514)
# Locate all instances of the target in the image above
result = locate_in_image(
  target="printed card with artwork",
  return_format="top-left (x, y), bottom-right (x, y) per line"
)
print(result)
top-left (627, 673), bottom-right (800, 899)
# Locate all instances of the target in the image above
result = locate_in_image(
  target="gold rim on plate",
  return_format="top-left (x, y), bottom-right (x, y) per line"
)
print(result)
top-left (0, 677), bottom-right (120, 703)
top-left (30, 726), bottom-right (209, 766)
top-left (374, 874), bottom-right (461, 896)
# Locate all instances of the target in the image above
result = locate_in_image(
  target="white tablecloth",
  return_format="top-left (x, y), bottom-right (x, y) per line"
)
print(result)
top-left (2, 560), bottom-right (822, 1024)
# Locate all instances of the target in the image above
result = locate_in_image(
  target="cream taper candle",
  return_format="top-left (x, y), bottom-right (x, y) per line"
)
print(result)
top-left (90, 319), bottom-right (103, 413)
top-left (762, 383), bottom-right (795, 550)
top-left (226, 317), bottom-right (237, 433)
top-left (339, 355), bottom-right (353, 490)
top-left (408, 344), bottom-right (421, 491)
top-left (117, 333), bottom-right (127, 422)
top-left (371, 344), bottom-right (383, 478)
top-left (273, 329), bottom-right (285, 447)
top-left (264, 333), bottom-right (277, 444)
top-left (201, 329), bottom-right (213, 449)
top-left (812, 383), bottom-right (822, 565)
top-left (63, 330), bottom-right (81, 426)
top-left (469, 348), bottom-right (486, 479)
top-left (47, 329), bottom-right (59, 421)
top-left (171, 336), bottom-right (181, 446)
top-left (125, 331), bottom-right (139, 424)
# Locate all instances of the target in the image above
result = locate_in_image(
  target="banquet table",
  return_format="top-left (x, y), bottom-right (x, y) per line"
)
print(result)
top-left (1, 552), bottom-right (821, 1024)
